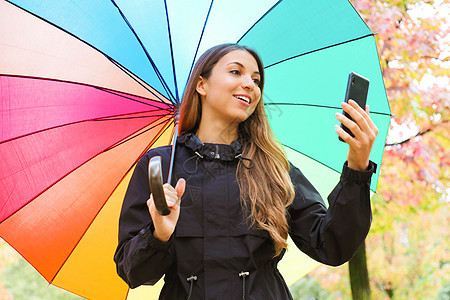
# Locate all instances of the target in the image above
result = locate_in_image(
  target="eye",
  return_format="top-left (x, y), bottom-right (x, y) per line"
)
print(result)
top-left (253, 78), bottom-right (261, 86)
top-left (230, 69), bottom-right (241, 75)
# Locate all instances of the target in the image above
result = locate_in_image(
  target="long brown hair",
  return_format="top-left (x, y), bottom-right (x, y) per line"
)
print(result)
top-left (179, 44), bottom-right (295, 256)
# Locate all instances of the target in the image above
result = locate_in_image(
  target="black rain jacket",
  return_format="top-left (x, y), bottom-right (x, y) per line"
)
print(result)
top-left (114, 133), bottom-right (376, 299)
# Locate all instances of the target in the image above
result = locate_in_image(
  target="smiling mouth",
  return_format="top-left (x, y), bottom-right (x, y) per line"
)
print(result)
top-left (234, 95), bottom-right (251, 104)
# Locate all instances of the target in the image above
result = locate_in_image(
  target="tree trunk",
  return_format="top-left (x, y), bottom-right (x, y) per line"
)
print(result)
top-left (349, 241), bottom-right (371, 300)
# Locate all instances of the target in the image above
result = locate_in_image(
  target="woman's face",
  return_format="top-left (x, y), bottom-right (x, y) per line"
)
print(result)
top-left (196, 49), bottom-right (262, 124)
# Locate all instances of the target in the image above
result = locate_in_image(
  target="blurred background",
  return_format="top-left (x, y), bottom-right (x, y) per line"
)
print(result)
top-left (0, 0), bottom-right (448, 299)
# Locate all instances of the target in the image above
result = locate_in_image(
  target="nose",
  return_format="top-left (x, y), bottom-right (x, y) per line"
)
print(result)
top-left (241, 75), bottom-right (255, 90)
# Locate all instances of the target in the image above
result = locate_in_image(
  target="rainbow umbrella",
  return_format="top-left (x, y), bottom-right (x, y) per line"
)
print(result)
top-left (0, 0), bottom-right (390, 299)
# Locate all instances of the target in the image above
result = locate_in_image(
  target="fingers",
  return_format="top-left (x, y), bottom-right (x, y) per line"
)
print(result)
top-left (335, 100), bottom-right (379, 157)
top-left (334, 124), bottom-right (353, 143)
top-left (175, 178), bottom-right (186, 205)
top-left (335, 100), bottom-right (379, 171)
top-left (348, 100), bottom-right (379, 136)
top-left (163, 184), bottom-right (178, 208)
top-left (336, 100), bottom-right (380, 140)
top-left (365, 104), bottom-right (379, 136)
top-left (335, 111), bottom-right (362, 138)
top-left (147, 195), bottom-right (160, 218)
top-left (161, 178), bottom-right (185, 208)
top-left (342, 100), bottom-right (370, 133)
top-left (346, 100), bottom-right (378, 140)
top-left (147, 196), bottom-right (154, 211)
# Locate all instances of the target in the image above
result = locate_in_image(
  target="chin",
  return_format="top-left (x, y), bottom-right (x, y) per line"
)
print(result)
top-left (223, 108), bottom-right (256, 124)
top-left (234, 112), bottom-right (252, 124)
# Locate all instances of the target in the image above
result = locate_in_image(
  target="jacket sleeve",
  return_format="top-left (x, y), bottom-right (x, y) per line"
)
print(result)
top-left (113, 151), bottom-right (174, 288)
top-left (287, 161), bottom-right (376, 266)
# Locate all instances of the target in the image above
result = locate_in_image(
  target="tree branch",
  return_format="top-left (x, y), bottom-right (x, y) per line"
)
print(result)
top-left (386, 119), bottom-right (448, 146)
top-left (386, 129), bottom-right (431, 146)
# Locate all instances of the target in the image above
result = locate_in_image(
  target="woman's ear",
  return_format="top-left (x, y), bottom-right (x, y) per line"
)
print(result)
top-left (196, 76), bottom-right (207, 97)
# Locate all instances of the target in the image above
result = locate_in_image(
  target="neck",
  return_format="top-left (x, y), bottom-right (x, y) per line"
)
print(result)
top-left (196, 118), bottom-right (239, 144)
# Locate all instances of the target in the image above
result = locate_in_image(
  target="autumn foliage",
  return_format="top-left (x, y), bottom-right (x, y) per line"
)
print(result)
top-left (294, 0), bottom-right (449, 298)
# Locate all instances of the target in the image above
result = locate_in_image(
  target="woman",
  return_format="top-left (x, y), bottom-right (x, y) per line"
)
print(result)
top-left (114, 43), bottom-right (378, 299)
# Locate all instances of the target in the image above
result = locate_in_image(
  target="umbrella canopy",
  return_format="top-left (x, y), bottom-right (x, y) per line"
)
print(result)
top-left (0, 0), bottom-right (390, 299)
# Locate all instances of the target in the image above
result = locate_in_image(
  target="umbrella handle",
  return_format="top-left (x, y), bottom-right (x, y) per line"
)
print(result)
top-left (149, 156), bottom-right (171, 216)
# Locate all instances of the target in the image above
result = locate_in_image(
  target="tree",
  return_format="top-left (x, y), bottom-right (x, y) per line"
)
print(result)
top-left (291, 0), bottom-right (449, 298)
top-left (354, 0), bottom-right (449, 297)
top-left (349, 243), bottom-right (371, 299)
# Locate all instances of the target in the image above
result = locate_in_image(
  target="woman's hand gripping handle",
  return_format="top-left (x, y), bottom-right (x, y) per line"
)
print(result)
top-left (147, 156), bottom-right (186, 242)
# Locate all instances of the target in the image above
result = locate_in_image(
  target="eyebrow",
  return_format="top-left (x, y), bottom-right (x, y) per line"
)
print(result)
top-left (226, 61), bottom-right (260, 75)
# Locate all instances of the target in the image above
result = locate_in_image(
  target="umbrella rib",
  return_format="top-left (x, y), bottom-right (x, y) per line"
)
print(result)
top-left (264, 102), bottom-right (392, 116)
top-left (110, 0), bottom-right (177, 103)
top-left (187, 0), bottom-right (214, 87)
top-left (264, 34), bottom-right (375, 69)
top-left (163, 0), bottom-right (180, 103)
top-left (0, 184), bottom-right (16, 220)
top-left (0, 110), bottom-right (168, 145)
top-left (94, 112), bottom-right (173, 122)
top-left (236, 0), bottom-right (283, 44)
top-left (105, 58), bottom-right (174, 106)
top-left (98, 88), bottom-right (173, 112)
top-left (0, 73), bottom-right (171, 108)
top-left (101, 117), bottom-right (172, 152)
top-left (0, 115), bottom-right (170, 226)
top-left (0, 73), bottom-right (174, 131)
top-left (48, 120), bottom-right (174, 284)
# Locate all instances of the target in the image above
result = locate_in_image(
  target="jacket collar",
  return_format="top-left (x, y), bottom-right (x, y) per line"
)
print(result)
top-left (177, 132), bottom-right (243, 162)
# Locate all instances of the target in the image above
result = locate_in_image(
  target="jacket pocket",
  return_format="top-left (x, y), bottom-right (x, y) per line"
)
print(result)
top-left (180, 184), bottom-right (201, 208)
top-left (176, 185), bottom-right (203, 237)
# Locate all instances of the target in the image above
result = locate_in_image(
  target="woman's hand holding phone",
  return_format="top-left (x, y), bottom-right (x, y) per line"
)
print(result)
top-left (335, 100), bottom-right (378, 171)
top-left (147, 178), bottom-right (186, 242)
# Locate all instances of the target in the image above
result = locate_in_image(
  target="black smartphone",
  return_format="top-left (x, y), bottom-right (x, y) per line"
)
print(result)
top-left (339, 72), bottom-right (370, 142)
